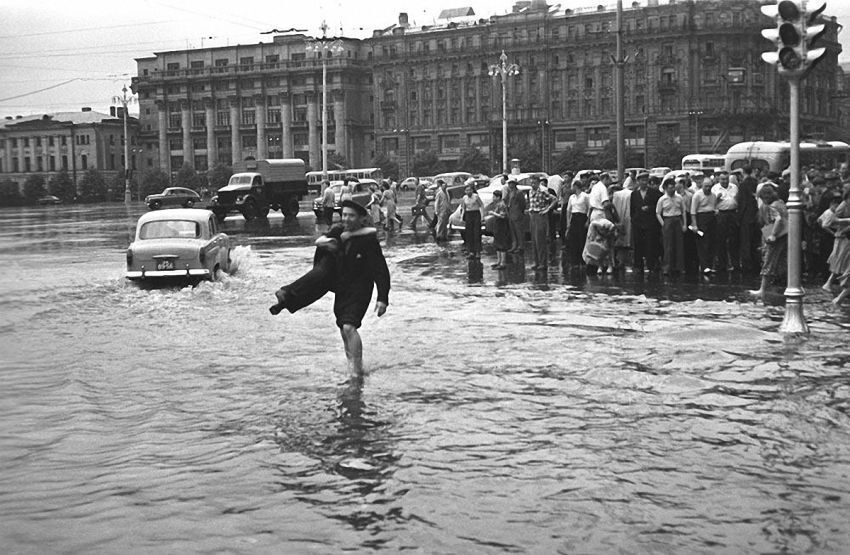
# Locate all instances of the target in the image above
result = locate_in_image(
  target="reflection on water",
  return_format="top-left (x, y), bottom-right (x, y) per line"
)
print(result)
top-left (1, 204), bottom-right (849, 552)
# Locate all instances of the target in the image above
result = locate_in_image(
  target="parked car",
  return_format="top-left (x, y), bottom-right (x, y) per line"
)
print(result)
top-left (649, 166), bottom-right (672, 180)
top-left (449, 173), bottom-right (552, 236)
top-left (571, 169), bottom-right (602, 184)
top-left (125, 209), bottom-right (231, 282)
top-left (400, 176), bottom-right (434, 191)
top-left (37, 195), bottom-right (62, 205)
top-left (145, 187), bottom-right (201, 210)
top-left (312, 179), bottom-right (375, 221)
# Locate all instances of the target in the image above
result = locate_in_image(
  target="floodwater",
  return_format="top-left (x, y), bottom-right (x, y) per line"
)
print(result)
top-left (1, 201), bottom-right (849, 553)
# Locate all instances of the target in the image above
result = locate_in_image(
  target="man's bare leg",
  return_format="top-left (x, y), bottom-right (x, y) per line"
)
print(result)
top-left (340, 324), bottom-right (363, 376)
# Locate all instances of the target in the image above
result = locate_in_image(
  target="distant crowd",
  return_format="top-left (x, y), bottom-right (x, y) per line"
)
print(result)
top-left (389, 164), bottom-right (850, 305)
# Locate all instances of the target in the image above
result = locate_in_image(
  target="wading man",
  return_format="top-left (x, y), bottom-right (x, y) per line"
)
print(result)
top-left (335, 200), bottom-right (391, 375)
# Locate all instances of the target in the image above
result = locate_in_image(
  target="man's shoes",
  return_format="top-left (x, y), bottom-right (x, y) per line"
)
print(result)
top-left (490, 263), bottom-right (501, 268)
top-left (703, 267), bottom-right (712, 274)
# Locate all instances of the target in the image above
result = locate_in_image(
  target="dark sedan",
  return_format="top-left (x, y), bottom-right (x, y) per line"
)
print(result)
top-left (145, 187), bottom-right (201, 210)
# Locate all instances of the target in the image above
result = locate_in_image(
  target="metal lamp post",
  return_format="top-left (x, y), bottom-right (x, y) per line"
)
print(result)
top-left (489, 51), bottom-right (520, 174)
top-left (113, 85), bottom-right (135, 204)
top-left (306, 22), bottom-right (344, 182)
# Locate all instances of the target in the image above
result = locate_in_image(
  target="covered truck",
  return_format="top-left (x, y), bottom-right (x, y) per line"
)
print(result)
top-left (210, 159), bottom-right (307, 221)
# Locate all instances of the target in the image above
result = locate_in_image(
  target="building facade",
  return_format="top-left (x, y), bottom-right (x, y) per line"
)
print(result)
top-left (132, 34), bottom-right (374, 174)
top-left (131, 0), bottom-right (843, 177)
top-left (0, 108), bottom-right (138, 190)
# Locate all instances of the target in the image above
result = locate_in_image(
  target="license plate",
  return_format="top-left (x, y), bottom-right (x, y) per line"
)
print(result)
top-left (156, 260), bottom-right (175, 270)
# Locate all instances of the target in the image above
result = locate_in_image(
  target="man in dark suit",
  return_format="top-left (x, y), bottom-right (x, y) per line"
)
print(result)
top-left (630, 171), bottom-right (663, 272)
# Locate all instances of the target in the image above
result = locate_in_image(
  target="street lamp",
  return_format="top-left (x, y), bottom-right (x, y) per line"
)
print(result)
top-left (488, 51), bottom-right (520, 174)
top-left (306, 22), bottom-right (344, 182)
top-left (112, 84), bottom-right (136, 204)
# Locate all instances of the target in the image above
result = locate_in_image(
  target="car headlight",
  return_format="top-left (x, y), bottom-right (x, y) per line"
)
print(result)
top-left (236, 195), bottom-right (245, 203)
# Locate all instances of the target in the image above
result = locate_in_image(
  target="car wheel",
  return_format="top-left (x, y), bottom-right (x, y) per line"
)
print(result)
top-left (150, 200), bottom-right (161, 210)
top-left (184, 198), bottom-right (195, 208)
top-left (241, 201), bottom-right (256, 221)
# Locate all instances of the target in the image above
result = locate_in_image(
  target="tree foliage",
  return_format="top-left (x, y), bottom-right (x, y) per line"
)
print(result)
top-left (327, 151), bottom-right (348, 170)
top-left (552, 146), bottom-right (591, 174)
top-left (457, 148), bottom-right (491, 175)
top-left (0, 179), bottom-right (23, 207)
top-left (208, 162), bottom-right (232, 191)
top-left (23, 174), bottom-right (47, 204)
top-left (412, 150), bottom-right (440, 177)
top-left (48, 169), bottom-right (76, 203)
top-left (371, 153), bottom-right (399, 181)
top-left (654, 139), bottom-right (684, 170)
top-left (139, 169), bottom-right (171, 197)
top-left (510, 141), bottom-right (542, 173)
top-left (174, 162), bottom-right (202, 190)
top-left (77, 169), bottom-right (107, 202)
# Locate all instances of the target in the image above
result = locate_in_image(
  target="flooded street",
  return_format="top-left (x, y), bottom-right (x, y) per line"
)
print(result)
top-left (1, 201), bottom-right (850, 553)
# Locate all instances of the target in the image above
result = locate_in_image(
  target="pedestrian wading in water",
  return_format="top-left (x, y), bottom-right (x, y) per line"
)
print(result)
top-left (270, 200), bottom-right (391, 375)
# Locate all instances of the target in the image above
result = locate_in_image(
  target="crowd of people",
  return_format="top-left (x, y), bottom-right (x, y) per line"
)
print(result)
top-left (450, 165), bottom-right (850, 305)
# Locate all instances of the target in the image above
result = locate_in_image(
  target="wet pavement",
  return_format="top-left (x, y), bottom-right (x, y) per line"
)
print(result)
top-left (1, 200), bottom-right (849, 553)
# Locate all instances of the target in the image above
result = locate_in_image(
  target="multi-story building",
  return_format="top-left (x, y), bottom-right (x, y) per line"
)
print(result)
top-left (131, 0), bottom-right (843, 177)
top-left (132, 33), bottom-right (374, 174)
top-left (0, 107), bottom-right (138, 190)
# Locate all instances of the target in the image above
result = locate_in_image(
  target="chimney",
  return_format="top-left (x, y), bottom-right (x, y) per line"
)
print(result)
top-left (5, 116), bottom-right (11, 120)
top-left (110, 106), bottom-right (116, 117)
top-left (81, 107), bottom-right (91, 112)
top-left (399, 12), bottom-right (409, 26)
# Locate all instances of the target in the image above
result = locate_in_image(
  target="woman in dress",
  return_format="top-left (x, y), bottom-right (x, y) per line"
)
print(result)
top-left (459, 184), bottom-right (484, 258)
top-left (365, 184), bottom-right (384, 228)
top-left (749, 184), bottom-right (789, 298)
top-left (565, 180), bottom-right (590, 266)
top-left (381, 182), bottom-right (397, 232)
top-left (489, 189), bottom-right (510, 269)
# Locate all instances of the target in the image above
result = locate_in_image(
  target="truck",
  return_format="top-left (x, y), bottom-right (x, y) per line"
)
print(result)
top-left (209, 159), bottom-right (307, 221)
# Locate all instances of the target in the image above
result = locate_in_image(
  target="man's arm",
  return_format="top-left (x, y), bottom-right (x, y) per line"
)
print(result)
top-left (366, 238), bottom-right (391, 313)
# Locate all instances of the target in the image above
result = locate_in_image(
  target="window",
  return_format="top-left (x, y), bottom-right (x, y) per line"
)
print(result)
top-left (381, 137), bottom-right (398, 155)
top-left (293, 132), bottom-right (308, 146)
top-left (166, 62), bottom-right (180, 70)
top-left (625, 125), bottom-right (645, 147)
top-left (23, 138), bottom-right (29, 147)
top-left (242, 135), bottom-right (257, 148)
top-left (439, 134), bottom-right (460, 154)
top-left (265, 54), bottom-right (279, 63)
top-left (190, 60), bottom-right (204, 69)
top-left (169, 138), bottom-right (182, 151)
top-left (80, 155), bottom-right (87, 170)
top-left (554, 129), bottom-right (576, 148)
top-left (61, 155), bottom-right (67, 169)
top-left (36, 137), bottom-right (41, 146)
top-left (586, 127), bottom-right (609, 149)
top-left (215, 58), bottom-right (229, 66)
top-left (193, 137), bottom-right (207, 150)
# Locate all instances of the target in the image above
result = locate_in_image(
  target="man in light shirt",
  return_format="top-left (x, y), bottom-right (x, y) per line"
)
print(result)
top-left (588, 173), bottom-right (611, 222)
top-left (656, 179), bottom-right (687, 276)
top-left (711, 172), bottom-right (740, 272)
top-left (691, 177), bottom-right (718, 274)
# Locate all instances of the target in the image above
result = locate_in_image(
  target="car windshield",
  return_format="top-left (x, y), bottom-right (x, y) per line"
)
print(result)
top-left (230, 175), bottom-right (253, 185)
top-left (140, 220), bottom-right (200, 239)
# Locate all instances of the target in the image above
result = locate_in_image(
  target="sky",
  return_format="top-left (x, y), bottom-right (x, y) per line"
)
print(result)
top-left (2, 0), bottom-right (850, 118)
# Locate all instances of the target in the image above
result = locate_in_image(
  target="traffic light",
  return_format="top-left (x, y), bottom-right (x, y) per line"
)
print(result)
top-left (761, 1), bottom-right (827, 76)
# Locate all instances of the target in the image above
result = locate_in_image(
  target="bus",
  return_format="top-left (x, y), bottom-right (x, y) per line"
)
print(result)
top-left (682, 154), bottom-right (726, 173)
top-left (724, 141), bottom-right (850, 174)
top-left (306, 167), bottom-right (384, 194)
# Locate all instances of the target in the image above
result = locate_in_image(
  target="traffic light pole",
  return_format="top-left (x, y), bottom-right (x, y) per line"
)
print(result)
top-left (780, 76), bottom-right (809, 334)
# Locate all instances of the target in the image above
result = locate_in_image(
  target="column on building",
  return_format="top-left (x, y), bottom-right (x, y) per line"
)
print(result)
top-left (460, 75), bottom-right (467, 125)
top-left (430, 71), bottom-right (438, 126)
top-left (255, 94), bottom-right (267, 160)
top-left (306, 91), bottom-right (319, 170)
top-left (3, 135), bottom-right (11, 173)
top-left (229, 96), bottom-right (240, 165)
top-left (156, 100), bottom-right (169, 172)
top-left (204, 98), bottom-right (217, 166)
top-left (445, 75), bottom-right (453, 127)
top-left (280, 92), bottom-right (293, 158)
top-left (474, 74), bottom-right (481, 124)
top-left (417, 79), bottom-right (424, 128)
top-left (333, 90), bottom-right (346, 161)
top-left (180, 99), bottom-right (193, 168)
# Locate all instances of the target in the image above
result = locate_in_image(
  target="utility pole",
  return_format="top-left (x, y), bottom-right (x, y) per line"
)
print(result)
top-left (113, 84), bottom-right (134, 204)
top-left (614, 0), bottom-right (626, 184)
top-left (306, 22), bottom-right (344, 182)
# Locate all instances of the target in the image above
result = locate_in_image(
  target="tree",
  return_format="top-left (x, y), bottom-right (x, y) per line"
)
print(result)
top-left (109, 170), bottom-right (128, 202)
top-left (23, 174), bottom-right (47, 204)
top-left (77, 169), bottom-right (107, 202)
top-left (371, 153), bottom-right (398, 181)
top-left (0, 179), bottom-right (23, 207)
top-left (140, 169), bottom-right (170, 198)
top-left (654, 139), bottom-right (683, 170)
top-left (551, 146), bottom-right (591, 174)
top-left (457, 148), bottom-right (491, 175)
top-left (328, 151), bottom-right (348, 170)
top-left (510, 141), bottom-right (542, 172)
top-left (48, 169), bottom-right (76, 203)
top-left (412, 150), bottom-right (440, 177)
top-left (208, 162), bottom-right (232, 191)
top-left (174, 162), bottom-right (202, 190)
